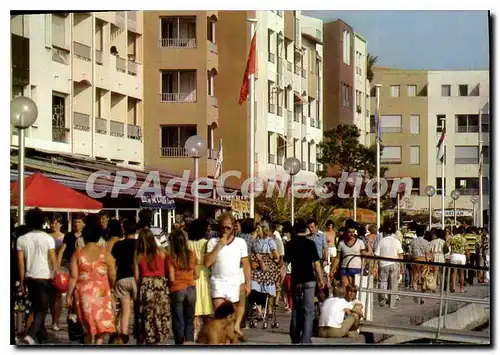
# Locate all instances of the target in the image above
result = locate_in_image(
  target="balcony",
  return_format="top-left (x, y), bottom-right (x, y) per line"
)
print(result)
top-left (459, 188), bottom-right (480, 195)
top-left (268, 153), bottom-right (276, 164)
top-left (268, 103), bottom-right (276, 114)
top-left (457, 125), bottom-right (479, 133)
top-left (73, 42), bottom-right (91, 61)
top-left (294, 112), bottom-right (300, 122)
top-left (52, 47), bottom-right (69, 65)
top-left (73, 112), bottom-right (90, 131)
top-left (309, 162), bottom-right (315, 172)
top-left (277, 155), bottom-right (284, 166)
top-left (455, 158), bottom-right (479, 164)
top-left (160, 37), bottom-right (196, 48)
top-left (116, 56), bottom-right (126, 73)
top-left (110, 120), bottom-right (125, 137)
top-left (160, 92), bottom-right (197, 103)
top-left (287, 61), bottom-right (292, 72)
top-left (128, 60), bottom-right (137, 76)
top-left (161, 147), bottom-right (188, 157)
top-left (268, 52), bottom-right (275, 63)
top-left (128, 124), bottom-right (142, 140)
top-left (95, 117), bottom-right (107, 134)
top-left (95, 49), bottom-right (103, 65)
top-left (52, 126), bottom-right (70, 143)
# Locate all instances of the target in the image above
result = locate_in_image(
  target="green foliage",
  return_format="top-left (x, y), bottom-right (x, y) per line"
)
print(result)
top-left (367, 53), bottom-right (379, 83)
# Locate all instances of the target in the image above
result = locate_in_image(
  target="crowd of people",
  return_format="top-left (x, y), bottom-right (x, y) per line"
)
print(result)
top-left (11, 207), bottom-right (490, 345)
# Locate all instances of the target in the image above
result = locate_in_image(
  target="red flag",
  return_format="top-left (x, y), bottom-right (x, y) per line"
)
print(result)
top-left (238, 32), bottom-right (256, 105)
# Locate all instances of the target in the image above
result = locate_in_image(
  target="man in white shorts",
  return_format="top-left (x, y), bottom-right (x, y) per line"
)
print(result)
top-left (205, 213), bottom-right (251, 338)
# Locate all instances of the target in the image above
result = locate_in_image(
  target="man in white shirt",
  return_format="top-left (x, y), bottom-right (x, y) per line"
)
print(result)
top-left (318, 285), bottom-right (362, 338)
top-left (204, 213), bottom-right (251, 338)
top-left (374, 222), bottom-right (403, 308)
top-left (17, 208), bottom-right (58, 344)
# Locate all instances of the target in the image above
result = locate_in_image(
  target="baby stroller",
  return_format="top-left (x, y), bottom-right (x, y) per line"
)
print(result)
top-left (247, 253), bottom-right (281, 330)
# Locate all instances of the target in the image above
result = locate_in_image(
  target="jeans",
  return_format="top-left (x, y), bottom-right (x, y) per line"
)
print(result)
top-left (170, 286), bottom-right (196, 345)
top-left (26, 278), bottom-right (52, 343)
top-left (289, 281), bottom-right (316, 344)
top-left (379, 263), bottom-right (399, 308)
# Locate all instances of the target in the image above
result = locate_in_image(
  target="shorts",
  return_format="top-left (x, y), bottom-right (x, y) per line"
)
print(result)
top-left (340, 268), bottom-right (362, 277)
top-left (450, 253), bottom-right (466, 265)
top-left (114, 277), bottom-right (137, 300)
top-left (210, 277), bottom-right (241, 303)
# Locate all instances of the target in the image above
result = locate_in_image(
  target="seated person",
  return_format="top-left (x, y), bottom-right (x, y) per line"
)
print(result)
top-left (345, 284), bottom-right (364, 318)
top-left (196, 301), bottom-right (240, 345)
top-left (318, 284), bottom-right (363, 338)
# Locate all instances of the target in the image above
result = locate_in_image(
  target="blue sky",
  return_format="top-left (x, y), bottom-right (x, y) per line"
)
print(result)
top-left (303, 10), bottom-right (490, 70)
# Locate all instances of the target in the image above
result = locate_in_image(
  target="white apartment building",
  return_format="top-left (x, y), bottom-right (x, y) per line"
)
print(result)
top-left (426, 70), bottom-right (489, 218)
top-left (353, 33), bottom-right (370, 146)
top-left (10, 12), bottom-right (144, 167)
top-left (254, 11), bottom-right (323, 187)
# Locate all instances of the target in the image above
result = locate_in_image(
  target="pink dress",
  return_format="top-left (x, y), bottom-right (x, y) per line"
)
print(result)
top-left (74, 246), bottom-right (115, 336)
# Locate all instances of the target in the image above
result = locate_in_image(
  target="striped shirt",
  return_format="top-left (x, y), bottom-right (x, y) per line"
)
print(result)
top-left (464, 233), bottom-right (478, 254)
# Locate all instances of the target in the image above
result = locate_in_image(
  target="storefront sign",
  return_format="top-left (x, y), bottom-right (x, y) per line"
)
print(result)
top-left (140, 192), bottom-right (176, 210)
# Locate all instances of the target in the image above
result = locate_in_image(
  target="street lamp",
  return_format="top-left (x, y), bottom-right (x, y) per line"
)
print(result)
top-left (425, 185), bottom-right (436, 230)
top-left (185, 135), bottom-right (207, 219)
top-left (284, 157), bottom-right (301, 225)
top-left (11, 96), bottom-right (38, 225)
top-left (470, 195), bottom-right (479, 226)
top-left (451, 189), bottom-right (461, 226)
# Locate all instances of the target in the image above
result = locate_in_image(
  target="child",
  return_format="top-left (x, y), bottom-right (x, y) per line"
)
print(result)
top-left (196, 301), bottom-right (240, 345)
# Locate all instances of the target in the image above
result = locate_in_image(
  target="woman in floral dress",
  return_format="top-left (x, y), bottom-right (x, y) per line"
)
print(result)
top-left (66, 216), bottom-right (116, 345)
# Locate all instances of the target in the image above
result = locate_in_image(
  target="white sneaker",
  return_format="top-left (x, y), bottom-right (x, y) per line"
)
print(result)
top-left (23, 335), bottom-right (36, 345)
top-left (52, 324), bottom-right (60, 331)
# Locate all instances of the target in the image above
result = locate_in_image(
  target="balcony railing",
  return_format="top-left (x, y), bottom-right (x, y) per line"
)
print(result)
top-left (52, 126), bottom-right (70, 143)
top-left (301, 115), bottom-right (307, 125)
top-left (161, 147), bottom-right (189, 157)
top-left (277, 107), bottom-right (283, 117)
top-left (208, 96), bottom-right (218, 107)
top-left (456, 125), bottom-right (479, 133)
top-left (294, 112), bottom-right (300, 122)
top-left (268, 52), bottom-right (275, 63)
top-left (110, 120), bottom-right (125, 137)
top-left (455, 158), bottom-right (479, 165)
top-left (309, 162), bottom-right (315, 172)
top-left (301, 68), bottom-right (306, 78)
top-left (52, 47), bottom-right (69, 65)
top-left (277, 155), bottom-right (284, 166)
top-left (287, 61), bottom-right (292, 72)
top-left (95, 49), bottom-right (103, 65)
top-left (208, 41), bottom-right (217, 54)
top-left (381, 158), bottom-right (402, 164)
top-left (127, 124), bottom-right (142, 140)
top-left (294, 65), bottom-right (301, 75)
top-left (73, 112), bottom-right (90, 131)
top-left (459, 188), bottom-right (480, 195)
top-left (268, 153), bottom-right (276, 164)
top-left (73, 41), bottom-right (91, 61)
top-left (381, 126), bottom-right (402, 133)
top-left (302, 161), bottom-right (307, 170)
top-left (159, 38), bottom-right (196, 48)
top-left (116, 56), bottom-right (126, 73)
top-left (128, 60), bottom-right (137, 76)
top-left (268, 103), bottom-right (276, 114)
top-left (160, 92), bottom-right (197, 103)
top-left (95, 117), bottom-right (107, 134)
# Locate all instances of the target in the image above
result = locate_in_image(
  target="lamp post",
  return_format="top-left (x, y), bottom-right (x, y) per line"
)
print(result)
top-left (470, 195), bottom-right (479, 226)
top-left (11, 97), bottom-right (38, 225)
top-left (425, 185), bottom-right (436, 230)
top-left (451, 189), bottom-right (461, 226)
top-left (185, 135), bottom-right (207, 219)
top-left (284, 157), bottom-right (301, 225)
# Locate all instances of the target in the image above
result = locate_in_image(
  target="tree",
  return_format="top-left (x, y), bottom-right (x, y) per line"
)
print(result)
top-left (367, 53), bottom-right (379, 83)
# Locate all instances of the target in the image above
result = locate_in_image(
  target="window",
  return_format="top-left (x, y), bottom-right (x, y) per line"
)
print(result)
top-left (207, 71), bottom-right (215, 96)
top-left (390, 85), bottom-right (400, 97)
top-left (458, 84), bottom-right (468, 96)
top-left (381, 146), bottom-right (402, 164)
top-left (369, 115), bottom-right (376, 133)
top-left (342, 83), bottom-right (350, 107)
top-left (436, 115), bottom-right (446, 132)
top-left (455, 146), bottom-right (479, 164)
top-left (481, 114), bottom-right (489, 132)
top-left (342, 31), bottom-right (351, 65)
top-left (455, 114), bottom-right (479, 133)
top-left (52, 93), bottom-right (66, 128)
top-left (410, 146), bottom-right (420, 165)
top-left (441, 85), bottom-right (451, 97)
top-left (268, 30), bottom-right (275, 63)
top-left (268, 81), bottom-right (275, 113)
top-left (207, 17), bottom-right (215, 43)
top-left (52, 14), bottom-right (67, 49)
top-left (380, 115), bottom-right (402, 133)
top-left (436, 177), bottom-right (446, 196)
top-left (483, 146), bottom-right (489, 164)
top-left (455, 177), bottom-right (486, 195)
top-left (160, 70), bottom-right (197, 102)
top-left (160, 17), bottom-right (196, 47)
top-left (410, 114), bottom-right (420, 134)
top-left (407, 85), bottom-right (417, 97)
top-left (411, 178), bottom-right (420, 195)
top-left (160, 125), bottom-right (196, 156)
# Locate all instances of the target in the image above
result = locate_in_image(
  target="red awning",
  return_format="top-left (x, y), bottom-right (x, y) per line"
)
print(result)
top-left (11, 172), bottom-right (103, 212)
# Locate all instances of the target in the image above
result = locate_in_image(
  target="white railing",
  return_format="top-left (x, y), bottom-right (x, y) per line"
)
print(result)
top-left (73, 41), bottom-right (91, 61)
top-left (161, 147), bottom-right (189, 157)
top-left (95, 118), bottom-right (107, 134)
top-left (110, 120), bottom-right (124, 137)
top-left (160, 92), bottom-right (197, 103)
top-left (73, 112), bottom-right (90, 131)
top-left (159, 38), bottom-right (196, 48)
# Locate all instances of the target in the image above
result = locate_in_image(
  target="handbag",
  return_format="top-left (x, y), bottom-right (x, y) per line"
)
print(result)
top-left (423, 271), bottom-right (437, 291)
top-left (67, 306), bottom-right (83, 342)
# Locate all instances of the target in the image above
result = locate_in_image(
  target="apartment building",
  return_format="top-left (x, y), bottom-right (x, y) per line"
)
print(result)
top-left (142, 11), bottom-right (219, 179)
top-left (10, 12), bottom-right (144, 166)
top-left (216, 10), bottom-right (323, 188)
top-left (353, 33), bottom-right (370, 145)
top-left (371, 68), bottom-right (489, 217)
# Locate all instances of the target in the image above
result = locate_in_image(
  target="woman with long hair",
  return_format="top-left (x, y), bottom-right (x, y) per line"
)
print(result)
top-left (49, 214), bottom-right (65, 331)
top-left (66, 215), bottom-right (116, 345)
top-left (134, 229), bottom-right (170, 344)
top-left (187, 218), bottom-right (213, 341)
top-left (168, 229), bottom-right (199, 344)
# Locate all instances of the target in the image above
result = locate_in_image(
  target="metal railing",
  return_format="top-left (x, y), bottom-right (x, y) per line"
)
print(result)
top-left (160, 37), bottom-right (197, 48)
top-left (381, 158), bottom-right (402, 164)
top-left (457, 125), bottom-right (479, 133)
top-left (73, 41), bottom-right (91, 61)
top-left (160, 92), bottom-right (197, 103)
top-left (110, 120), bottom-right (124, 137)
top-left (339, 253), bottom-right (490, 344)
top-left (95, 117), bottom-right (107, 134)
top-left (73, 112), bottom-right (90, 131)
top-left (127, 124), bottom-right (141, 140)
top-left (161, 147), bottom-right (189, 157)
top-left (52, 126), bottom-right (69, 143)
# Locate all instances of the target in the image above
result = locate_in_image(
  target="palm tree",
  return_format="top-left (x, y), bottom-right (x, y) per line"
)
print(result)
top-left (366, 53), bottom-right (379, 83)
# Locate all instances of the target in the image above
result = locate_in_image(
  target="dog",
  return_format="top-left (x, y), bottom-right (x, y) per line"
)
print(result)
top-left (196, 301), bottom-right (240, 345)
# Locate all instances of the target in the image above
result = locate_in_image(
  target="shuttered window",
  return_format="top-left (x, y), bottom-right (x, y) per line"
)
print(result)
top-left (381, 146), bottom-right (402, 164)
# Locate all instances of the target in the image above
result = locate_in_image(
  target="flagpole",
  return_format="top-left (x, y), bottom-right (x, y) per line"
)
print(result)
top-left (375, 84), bottom-right (381, 232)
top-left (248, 18), bottom-right (257, 218)
top-left (441, 140), bottom-right (445, 228)
top-left (479, 109), bottom-right (483, 227)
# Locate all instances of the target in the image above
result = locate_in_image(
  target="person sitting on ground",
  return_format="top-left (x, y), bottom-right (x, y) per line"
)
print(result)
top-left (318, 284), bottom-right (363, 338)
top-left (196, 300), bottom-right (240, 345)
